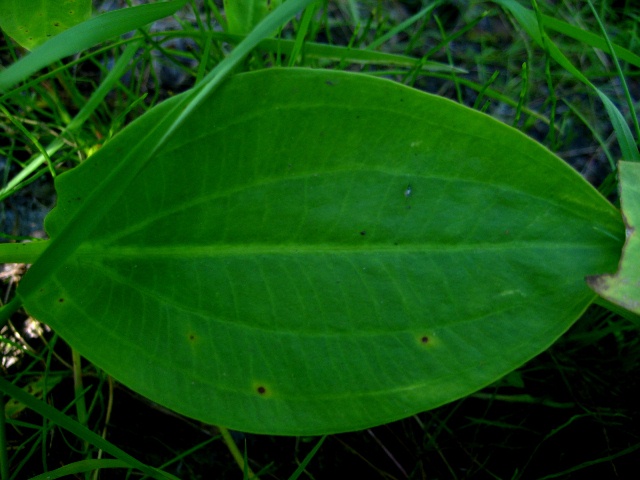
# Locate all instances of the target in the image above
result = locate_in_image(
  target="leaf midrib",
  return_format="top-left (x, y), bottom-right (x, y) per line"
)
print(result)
top-left (76, 241), bottom-right (606, 259)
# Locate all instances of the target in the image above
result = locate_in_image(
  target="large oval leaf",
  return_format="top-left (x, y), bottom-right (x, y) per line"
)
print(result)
top-left (19, 68), bottom-right (624, 435)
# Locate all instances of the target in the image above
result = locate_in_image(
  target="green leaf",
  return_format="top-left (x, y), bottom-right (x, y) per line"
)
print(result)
top-left (0, 0), bottom-right (91, 50)
top-left (18, 68), bottom-right (624, 435)
top-left (588, 161), bottom-right (640, 314)
top-left (224, 0), bottom-right (283, 34)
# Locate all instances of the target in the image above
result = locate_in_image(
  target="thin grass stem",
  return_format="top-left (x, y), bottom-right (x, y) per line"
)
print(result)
top-left (219, 426), bottom-right (256, 478)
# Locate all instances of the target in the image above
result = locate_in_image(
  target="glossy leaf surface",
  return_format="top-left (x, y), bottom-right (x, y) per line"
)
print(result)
top-left (0, 0), bottom-right (91, 50)
top-left (588, 161), bottom-right (640, 314)
top-left (19, 68), bottom-right (624, 434)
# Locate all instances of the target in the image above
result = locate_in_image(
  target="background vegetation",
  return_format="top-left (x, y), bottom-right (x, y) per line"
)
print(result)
top-left (1, 0), bottom-right (639, 478)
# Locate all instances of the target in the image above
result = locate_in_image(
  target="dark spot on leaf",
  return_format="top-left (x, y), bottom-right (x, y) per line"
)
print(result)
top-left (421, 336), bottom-right (429, 344)
top-left (188, 334), bottom-right (196, 341)
top-left (325, 80), bottom-right (337, 86)
top-left (257, 386), bottom-right (267, 395)
top-left (54, 22), bottom-right (60, 27)
top-left (58, 298), bottom-right (64, 303)
top-left (360, 230), bottom-right (366, 236)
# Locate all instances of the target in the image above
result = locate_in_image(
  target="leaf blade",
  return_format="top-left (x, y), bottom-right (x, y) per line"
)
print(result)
top-left (21, 68), bottom-right (624, 434)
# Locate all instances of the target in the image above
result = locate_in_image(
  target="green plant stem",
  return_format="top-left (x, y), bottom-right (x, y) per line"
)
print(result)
top-left (72, 350), bottom-right (88, 427)
top-left (0, 297), bottom-right (22, 330)
top-left (0, 395), bottom-right (9, 480)
top-left (219, 426), bottom-right (256, 478)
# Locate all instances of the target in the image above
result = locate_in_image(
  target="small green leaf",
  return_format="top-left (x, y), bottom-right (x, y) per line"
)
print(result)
top-left (588, 161), bottom-right (640, 314)
top-left (224, 0), bottom-right (283, 34)
top-left (0, 0), bottom-right (91, 50)
top-left (18, 68), bottom-right (624, 435)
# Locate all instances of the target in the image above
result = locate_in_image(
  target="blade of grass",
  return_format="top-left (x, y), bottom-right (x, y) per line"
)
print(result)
top-left (219, 426), bottom-right (256, 479)
top-left (586, 0), bottom-right (640, 144)
top-left (366, 2), bottom-right (442, 51)
top-left (0, 41), bottom-right (141, 199)
top-left (541, 15), bottom-right (640, 69)
top-left (288, 436), bottom-right (326, 480)
top-left (493, 0), bottom-right (640, 163)
top-left (0, 377), bottom-right (178, 480)
top-left (171, 30), bottom-right (464, 72)
top-left (0, 0), bottom-right (187, 92)
top-left (0, 105), bottom-right (55, 178)
top-left (140, 436), bottom-right (219, 480)
top-left (29, 459), bottom-right (134, 480)
top-left (563, 99), bottom-right (615, 170)
top-left (287, 3), bottom-right (317, 67)
top-left (539, 441), bottom-right (640, 479)
top-left (531, 0), bottom-right (558, 150)
top-left (0, 398), bottom-right (8, 480)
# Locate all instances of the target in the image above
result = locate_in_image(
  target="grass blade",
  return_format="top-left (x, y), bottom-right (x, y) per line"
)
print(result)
top-left (0, 41), bottom-right (141, 199)
top-left (586, 0), bottom-right (640, 143)
top-left (29, 459), bottom-right (133, 480)
top-left (493, 0), bottom-right (639, 163)
top-left (0, 377), bottom-right (177, 480)
top-left (541, 15), bottom-right (640, 68)
top-left (288, 436), bottom-right (326, 480)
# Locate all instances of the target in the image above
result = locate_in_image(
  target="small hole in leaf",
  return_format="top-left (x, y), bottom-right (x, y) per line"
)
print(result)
top-left (257, 386), bottom-right (267, 395)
